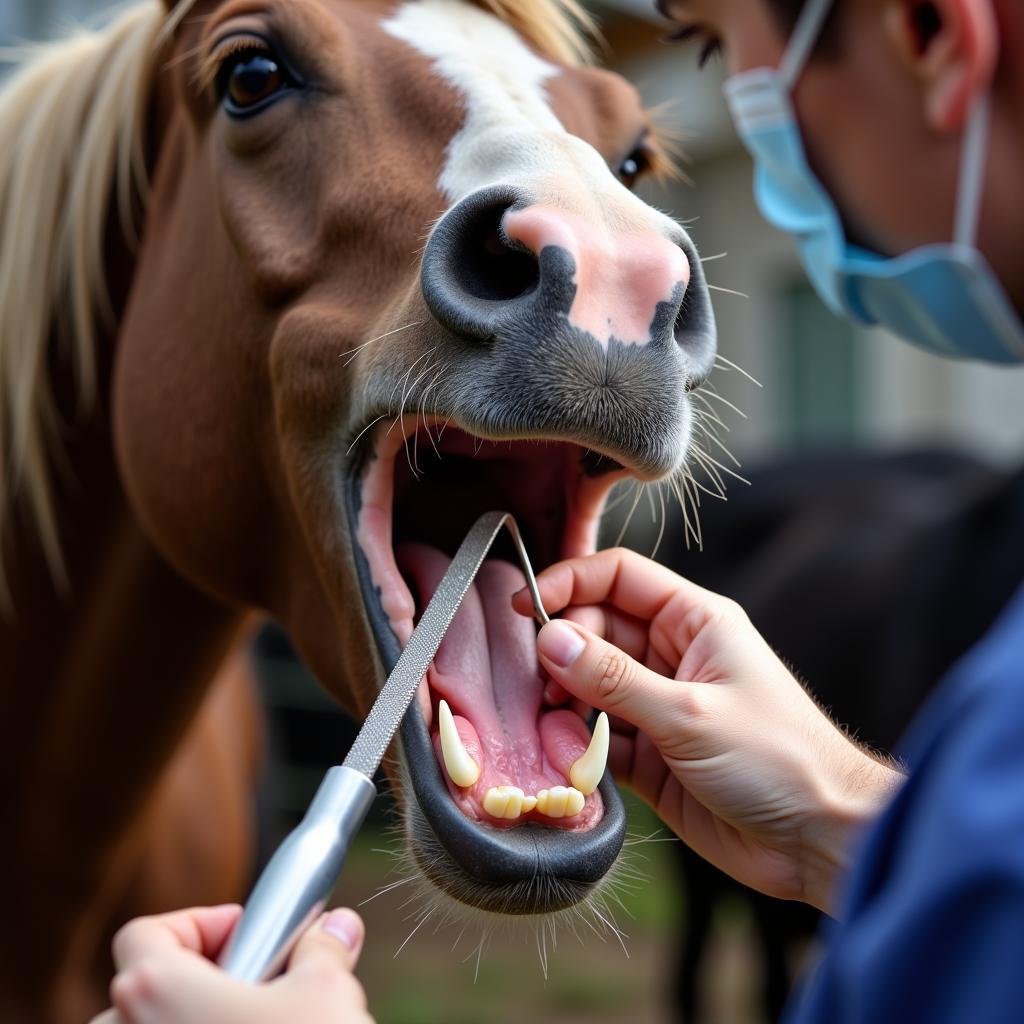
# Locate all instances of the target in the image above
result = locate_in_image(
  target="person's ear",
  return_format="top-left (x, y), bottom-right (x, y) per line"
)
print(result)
top-left (885, 0), bottom-right (998, 132)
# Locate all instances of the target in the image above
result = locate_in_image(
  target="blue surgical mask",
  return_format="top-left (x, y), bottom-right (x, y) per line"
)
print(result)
top-left (722, 0), bottom-right (1024, 363)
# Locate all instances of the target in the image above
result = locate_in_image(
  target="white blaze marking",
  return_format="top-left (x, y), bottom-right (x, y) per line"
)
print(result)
top-left (383, 0), bottom-right (631, 208)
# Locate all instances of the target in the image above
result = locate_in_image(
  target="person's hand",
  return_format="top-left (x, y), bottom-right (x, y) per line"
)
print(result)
top-left (513, 548), bottom-right (904, 916)
top-left (89, 904), bottom-right (373, 1024)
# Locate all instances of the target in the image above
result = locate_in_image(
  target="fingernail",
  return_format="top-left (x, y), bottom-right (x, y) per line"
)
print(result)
top-left (322, 908), bottom-right (363, 952)
top-left (538, 620), bottom-right (586, 668)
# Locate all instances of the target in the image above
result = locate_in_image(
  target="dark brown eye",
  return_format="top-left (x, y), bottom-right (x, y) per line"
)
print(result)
top-left (222, 50), bottom-right (287, 115)
top-left (617, 148), bottom-right (651, 190)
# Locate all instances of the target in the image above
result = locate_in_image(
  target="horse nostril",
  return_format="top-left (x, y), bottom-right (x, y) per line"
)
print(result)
top-left (672, 240), bottom-right (718, 387)
top-left (422, 187), bottom-right (541, 343)
top-left (458, 202), bottom-right (539, 302)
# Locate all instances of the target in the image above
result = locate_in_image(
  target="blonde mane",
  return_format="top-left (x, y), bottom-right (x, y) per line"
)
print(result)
top-left (0, 0), bottom-right (593, 603)
top-left (477, 0), bottom-right (597, 65)
top-left (0, 1), bottom-right (182, 602)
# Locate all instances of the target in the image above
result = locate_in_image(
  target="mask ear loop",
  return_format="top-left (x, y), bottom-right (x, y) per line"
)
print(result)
top-left (954, 91), bottom-right (991, 248)
top-left (779, 0), bottom-right (836, 89)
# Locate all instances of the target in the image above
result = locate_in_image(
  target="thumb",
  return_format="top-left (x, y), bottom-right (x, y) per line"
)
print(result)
top-left (537, 619), bottom-right (694, 744)
top-left (288, 908), bottom-right (364, 977)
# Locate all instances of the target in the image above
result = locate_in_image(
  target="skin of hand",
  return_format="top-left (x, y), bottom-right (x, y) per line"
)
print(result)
top-left (512, 548), bottom-right (905, 917)
top-left (88, 904), bottom-right (374, 1024)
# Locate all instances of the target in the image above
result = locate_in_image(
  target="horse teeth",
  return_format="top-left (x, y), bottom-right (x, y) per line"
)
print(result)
top-left (438, 700), bottom-right (480, 788)
top-left (569, 711), bottom-right (609, 796)
top-left (535, 786), bottom-right (585, 818)
top-left (483, 785), bottom-right (528, 820)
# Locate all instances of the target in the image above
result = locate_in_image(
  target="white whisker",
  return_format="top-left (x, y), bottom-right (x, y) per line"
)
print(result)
top-left (691, 444), bottom-right (751, 485)
top-left (707, 283), bottom-right (749, 300)
top-left (650, 483), bottom-right (667, 559)
top-left (591, 905), bottom-right (630, 958)
top-left (691, 393), bottom-right (729, 431)
top-left (701, 386), bottom-right (748, 419)
top-left (358, 875), bottom-right (415, 906)
top-left (339, 320), bottom-right (423, 368)
top-left (700, 426), bottom-right (743, 468)
top-left (690, 448), bottom-right (729, 496)
top-left (393, 908), bottom-right (433, 959)
top-left (714, 353), bottom-right (763, 388)
top-left (345, 413), bottom-right (388, 457)
top-left (613, 481), bottom-right (645, 547)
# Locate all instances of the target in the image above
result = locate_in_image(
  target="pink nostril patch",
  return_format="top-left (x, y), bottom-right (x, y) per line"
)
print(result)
top-left (503, 205), bottom-right (689, 348)
top-left (503, 207), bottom-right (580, 265)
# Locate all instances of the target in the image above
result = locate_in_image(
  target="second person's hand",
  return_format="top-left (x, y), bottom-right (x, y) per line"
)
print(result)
top-left (89, 904), bottom-right (373, 1024)
top-left (513, 548), bottom-right (904, 916)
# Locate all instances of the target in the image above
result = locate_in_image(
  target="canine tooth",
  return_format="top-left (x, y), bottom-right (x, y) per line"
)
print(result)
top-left (522, 795), bottom-right (537, 813)
top-left (438, 700), bottom-right (480, 788)
top-left (569, 711), bottom-right (609, 796)
top-left (483, 785), bottom-right (527, 820)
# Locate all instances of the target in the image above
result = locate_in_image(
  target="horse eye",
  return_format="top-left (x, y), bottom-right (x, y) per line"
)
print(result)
top-left (221, 49), bottom-right (288, 115)
top-left (617, 148), bottom-right (650, 190)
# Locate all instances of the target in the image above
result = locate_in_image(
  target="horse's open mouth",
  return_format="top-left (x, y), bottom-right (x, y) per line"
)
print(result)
top-left (348, 415), bottom-right (631, 910)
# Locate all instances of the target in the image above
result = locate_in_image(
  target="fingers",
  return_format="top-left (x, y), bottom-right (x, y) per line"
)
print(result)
top-left (561, 604), bottom-right (678, 677)
top-left (112, 905), bottom-right (242, 969)
top-left (287, 908), bottom-right (365, 978)
top-left (275, 910), bottom-right (369, 1017)
top-left (536, 619), bottom-right (702, 746)
top-left (110, 951), bottom-right (255, 1024)
top-left (108, 909), bottom-right (367, 1024)
top-left (513, 547), bottom-right (712, 623)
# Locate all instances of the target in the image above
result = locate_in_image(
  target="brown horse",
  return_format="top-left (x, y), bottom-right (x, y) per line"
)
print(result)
top-left (0, 1), bottom-right (717, 1019)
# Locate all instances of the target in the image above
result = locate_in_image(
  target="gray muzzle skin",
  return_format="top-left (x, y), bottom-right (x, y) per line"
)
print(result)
top-left (221, 512), bottom-right (555, 980)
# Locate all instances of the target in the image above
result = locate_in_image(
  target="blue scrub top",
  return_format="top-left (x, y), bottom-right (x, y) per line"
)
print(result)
top-left (787, 580), bottom-right (1024, 1023)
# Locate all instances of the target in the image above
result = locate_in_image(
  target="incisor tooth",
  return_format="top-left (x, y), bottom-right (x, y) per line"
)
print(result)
top-left (535, 786), bottom-right (585, 818)
top-left (483, 785), bottom-right (527, 820)
top-left (438, 700), bottom-right (480, 788)
top-left (569, 711), bottom-right (609, 796)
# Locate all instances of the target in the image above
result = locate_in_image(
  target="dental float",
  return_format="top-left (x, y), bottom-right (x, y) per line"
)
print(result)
top-left (219, 510), bottom-right (610, 981)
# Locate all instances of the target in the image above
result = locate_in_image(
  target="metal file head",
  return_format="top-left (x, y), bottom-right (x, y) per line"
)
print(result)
top-left (342, 510), bottom-right (549, 779)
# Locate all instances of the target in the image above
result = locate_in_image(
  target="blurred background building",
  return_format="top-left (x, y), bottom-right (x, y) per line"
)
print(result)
top-left (5, 2), bottom-right (1024, 1022)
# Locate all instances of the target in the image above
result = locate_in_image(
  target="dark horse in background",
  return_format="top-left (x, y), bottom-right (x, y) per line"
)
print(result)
top-left (662, 446), bottom-right (1024, 1022)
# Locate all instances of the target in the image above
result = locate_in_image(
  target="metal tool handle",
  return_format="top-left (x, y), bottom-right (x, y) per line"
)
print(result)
top-left (219, 765), bottom-right (377, 981)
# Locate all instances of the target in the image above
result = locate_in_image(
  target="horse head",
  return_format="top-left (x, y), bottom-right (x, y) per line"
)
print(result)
top-left (113, 0), bottom-right (716, 928)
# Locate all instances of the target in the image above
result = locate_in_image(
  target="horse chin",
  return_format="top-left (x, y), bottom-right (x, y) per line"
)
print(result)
top-left (347, 416), bottom-right (633, 915)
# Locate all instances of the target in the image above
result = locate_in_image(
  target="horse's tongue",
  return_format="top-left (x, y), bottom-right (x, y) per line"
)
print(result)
top-left (397, 541), bottom-right (599, 824)
top-left (396, 542), bottom-right (543, 746)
